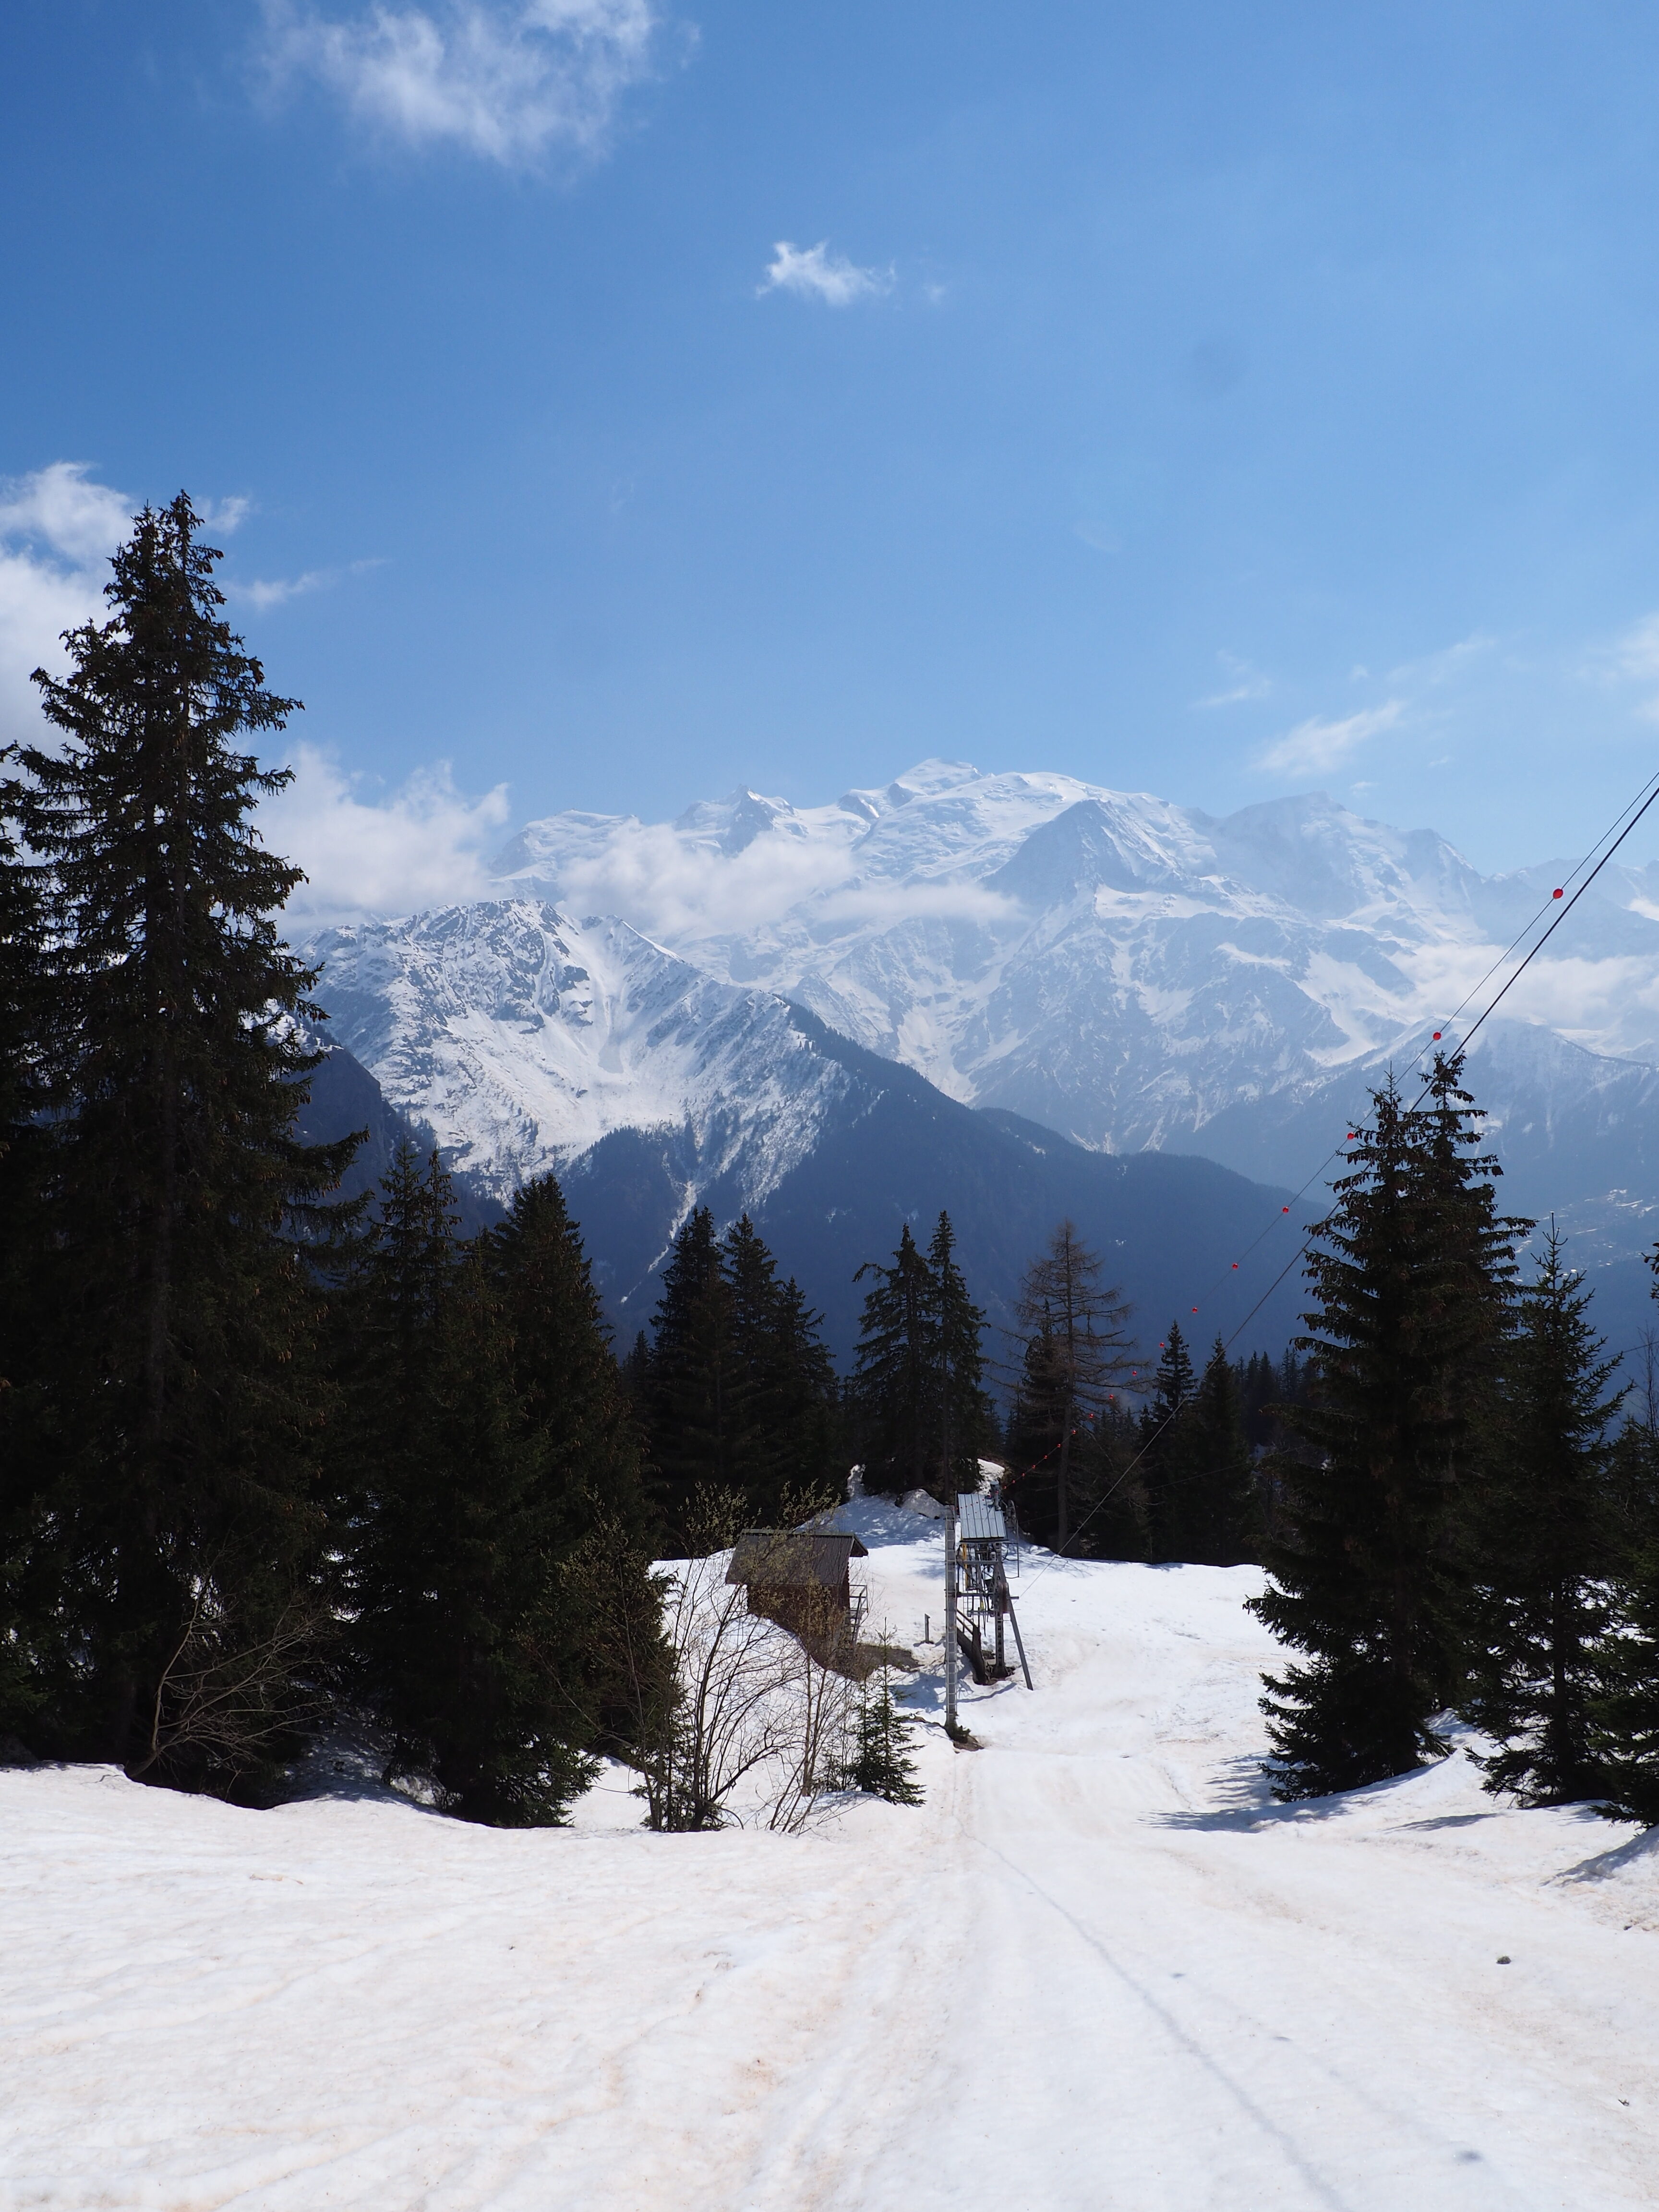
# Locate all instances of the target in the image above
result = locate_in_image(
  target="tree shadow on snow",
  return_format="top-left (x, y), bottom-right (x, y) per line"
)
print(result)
top-left (1554, 1818), bottom-right (1659, 1886)
top-left (1152, 1754), bottom-right (1344, 1831)
top-left (1153, 1753), bottom-right (1487, 1832)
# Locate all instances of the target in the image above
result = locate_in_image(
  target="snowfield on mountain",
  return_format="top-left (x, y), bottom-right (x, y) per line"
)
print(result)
top-left (4, 1506), bottom-right (1657, 2211)
top-left (308, 759), bottom-right (1659, 1328)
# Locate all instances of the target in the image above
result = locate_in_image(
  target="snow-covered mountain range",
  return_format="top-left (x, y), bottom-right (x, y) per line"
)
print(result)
top-left (306, 757), bottom-right (1659, 1347)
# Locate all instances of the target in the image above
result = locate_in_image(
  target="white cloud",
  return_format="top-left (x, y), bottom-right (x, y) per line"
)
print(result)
top-left (0, 464), bottom-right (133, 747)
top-left (0, 461), bottom-right (131, 567)
top-left (1256, 700), bottom-right (1404, 778)
top-left (758, 240), bottom-right (892, 308)
top-left (500, 811), bottom-right (1020, 945)
top-left (536, 818), bottom-right (855, 939)
top-left (265, 0), bottom-right (661, 166)
top-left (262, 744), bottom-right (512, 925)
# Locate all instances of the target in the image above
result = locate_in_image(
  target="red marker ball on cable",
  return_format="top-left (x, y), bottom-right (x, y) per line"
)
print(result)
top-left (1553, 888), bottom-right (1563, 899)
top-left (1433, 1031), bottom-right (1442, 1041)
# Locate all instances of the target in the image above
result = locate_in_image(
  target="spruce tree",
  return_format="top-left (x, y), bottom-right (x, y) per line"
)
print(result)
top-left (5, 495), bottom-right (357, 1786)
top-left (928, 1212), bottom-right (995, 1500)
top-left (752, 1270), bottom-right (845, 1517)
top-left (854, 1224), bottom-right (938, 1494)
top-left (854, 1214), bottom-right (991, 1500)
top-left (642, 1207), bottom-right (748, 1533)
top-left (1181, 1339), bottom-right (1260, 1567)
top-left (1591, 1559), bottom-right (1659, 1826)
top-left (721, 1215), bottom-right (842, 1518)
top-left (0, 769), bottom-right (52, 1743)
top-left (1138, 1323), bottom-right (1197, 1556)
top-left (1463, 1229), bottom-right (1622, 1805)
top-left (846, 1659), bottom-right (924, 1804)
top-left (639, 1210), bottom-right (842, 1535)
top-left (1249, 1056), bottom-right (1522, 1799)
top-left (343, 1158), bottom-right (654, 1824)
top-left (1586, 1250), bottom-right (1659, 1824)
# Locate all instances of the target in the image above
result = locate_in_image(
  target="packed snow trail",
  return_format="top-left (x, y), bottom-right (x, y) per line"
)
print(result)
top-left (3, 1512), bottom-right (1658, 2209)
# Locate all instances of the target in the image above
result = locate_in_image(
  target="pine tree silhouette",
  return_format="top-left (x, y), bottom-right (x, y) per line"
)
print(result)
top-left (4, 494), bottom-right (358, 1785)
top-left (1250, 1055), bottom-right (1523, 1800)
top-left (1464, 1227), bottom-right (1622, 1804)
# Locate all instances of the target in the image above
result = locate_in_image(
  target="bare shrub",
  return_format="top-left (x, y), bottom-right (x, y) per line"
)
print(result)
top-left (127, 1571), bottom-right (328, 1792)
top-left (592, 1488), bottom-right (860, 1832)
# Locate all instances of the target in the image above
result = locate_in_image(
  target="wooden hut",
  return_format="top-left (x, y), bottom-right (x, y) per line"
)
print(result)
top-left (725, 1529), bottom-right (869, 1649)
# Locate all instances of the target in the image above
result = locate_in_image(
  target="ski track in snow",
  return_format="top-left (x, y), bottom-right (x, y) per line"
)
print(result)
top-left (4, 1524), bottom-right (1658, 2210)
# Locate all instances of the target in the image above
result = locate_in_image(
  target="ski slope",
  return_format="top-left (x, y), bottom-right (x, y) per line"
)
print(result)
top-left (3, 1509), bottom-right (1658, 2210)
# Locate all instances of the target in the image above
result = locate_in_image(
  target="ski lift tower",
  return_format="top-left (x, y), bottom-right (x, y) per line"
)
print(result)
top-left (951, 1487), bottom-right (1033, 1692)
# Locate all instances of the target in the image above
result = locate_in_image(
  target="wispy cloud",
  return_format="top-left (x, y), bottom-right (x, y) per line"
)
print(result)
top-left (264, 0), bottom-right (662, 167)
top-left (1195, 651), bottom-right (1272, 709)
top-left (202, 495), bottom-right (254, 534)
top-left (758, 240), bottom-right (892, 308)
top-left (264, 745), bottom-right (512, 924)
top-left (224, 557), bottom-right (382, 611)
top-left (1605, 609), bottom-right (1659, 724)
top-left (1386, 632), bottom-right (1494, 687)
top-left (231, 570), bottom-right (334, 612)
top-left (1256, 700), bottom-right (1404, 778)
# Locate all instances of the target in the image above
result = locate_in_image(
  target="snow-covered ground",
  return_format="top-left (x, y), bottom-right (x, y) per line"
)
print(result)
top-left (5, 1507), bottom-right (1659, 2209)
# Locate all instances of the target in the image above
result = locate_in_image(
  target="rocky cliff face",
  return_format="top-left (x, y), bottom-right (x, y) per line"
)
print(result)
top-left (307, 902), bottom-right (856, 1209)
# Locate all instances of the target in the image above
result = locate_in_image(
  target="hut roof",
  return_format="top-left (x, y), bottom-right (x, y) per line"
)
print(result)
top-left (957, 1494), bottom-right (1008, 1542)
top-left (726, 1529), bottom-right (869, 1589)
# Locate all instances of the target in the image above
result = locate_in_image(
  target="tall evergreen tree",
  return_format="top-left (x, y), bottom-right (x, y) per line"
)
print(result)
top-left (0, 767), bottom-right (53, 1742)
top-left (752, 1270), bottom-right (845, 1515)
top-left (1180, 1339), bottom-right (1260, 1567)
top-left (1250, 1055), bottom-right (1523, 1799)
top-left (343, 1157), bottom-right (656, 1825)
top-left (721, 1214), bottom-right (842, 1516)
top-left (854, 1214), bottom-right (992, 1500)
top-left (640, 1211), bottom-right (842, 1535)
top-left (928, 1212), bottom-right (995, 1500)
top-left (3, 495), bottom-right (357, 1787)
top-left (854, 1224), bottom-right (938, 1495)
top-left (1008, 1221), bottom-right (1133, 1550)
top-left (1463, 1229), bottom-right (1623, 1805)
top-left (645, 1207), bottom-right (747, 1529)
top-left (1138, 1322), bottom-right (1197, 1557)
top-left (1585, 1246), bottom-right (1659, 1824)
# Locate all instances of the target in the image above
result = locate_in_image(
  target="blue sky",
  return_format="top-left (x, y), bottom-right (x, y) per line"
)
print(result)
top-left (7, 0), bottom-right (1659, 907)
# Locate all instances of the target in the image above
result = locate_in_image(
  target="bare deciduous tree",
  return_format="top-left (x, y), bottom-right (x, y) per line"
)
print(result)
top-left (584, 1488), bottom-right (859, 1832)
top-left (1010, 1221), bottom-right (1135, 1549)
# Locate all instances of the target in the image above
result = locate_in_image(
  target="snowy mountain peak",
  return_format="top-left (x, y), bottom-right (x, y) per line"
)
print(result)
top-left (305, 763), bottom-right (1659, 1307)
top-left (882, 757), bottom-right (986, 806)
top-left (308, 897), bottom-right (853, 1204)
